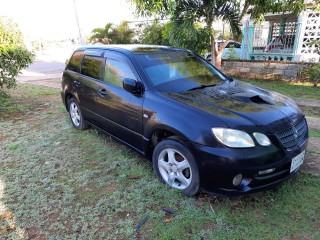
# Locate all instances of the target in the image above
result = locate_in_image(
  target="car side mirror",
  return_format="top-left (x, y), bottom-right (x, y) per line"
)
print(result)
top-left (123, 78), bottom-right (142, 95)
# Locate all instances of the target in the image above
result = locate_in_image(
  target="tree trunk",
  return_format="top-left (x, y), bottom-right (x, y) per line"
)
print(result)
top-left (214, 39), bottom-right (231, 70)
top-left (215, 52), bottom-right (223, 69)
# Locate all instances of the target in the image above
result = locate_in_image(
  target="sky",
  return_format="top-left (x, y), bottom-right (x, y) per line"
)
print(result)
top-left (0, 0), bottom-right (141, 40)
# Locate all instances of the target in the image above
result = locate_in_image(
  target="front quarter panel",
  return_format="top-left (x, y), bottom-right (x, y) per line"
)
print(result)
top-left (142, 91), bottom-right (227, 146)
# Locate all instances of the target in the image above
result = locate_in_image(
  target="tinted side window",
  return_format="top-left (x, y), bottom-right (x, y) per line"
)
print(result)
top-left (81, 56), bottom-right (104, 80)
top-left (67, 51), bottom-right (84, 72)
top-left (105, 59), bottom-right (136, 87)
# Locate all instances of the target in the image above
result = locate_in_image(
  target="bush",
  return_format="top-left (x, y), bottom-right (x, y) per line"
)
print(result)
top-left (226, 46), bottom-right (240, 60)
top-left (299, 63), bottom-right (320, 88)
top-left (139, 22), bottom-right (169, 45)
top-left (0, 17), bottom-right (34, 93)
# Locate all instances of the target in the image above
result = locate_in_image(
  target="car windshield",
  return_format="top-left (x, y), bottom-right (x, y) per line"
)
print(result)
top-left (135, 50), bottom-right (227, 92)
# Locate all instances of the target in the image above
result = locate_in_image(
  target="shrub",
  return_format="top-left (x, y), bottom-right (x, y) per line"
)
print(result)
top-left (299, 63), bottom-right (320, 88)
top-left (226, 46), bottom-right (240, 60)
top-left (0, 17), bottom-right (34, 93)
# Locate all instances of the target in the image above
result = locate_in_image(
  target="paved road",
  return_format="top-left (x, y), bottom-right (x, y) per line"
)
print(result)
top-left (18, 46), bottom-right (74, 80)
top-left (25, 60), bottom-right (65, 74)
top-left (17, 46), bottom-right (74, 88)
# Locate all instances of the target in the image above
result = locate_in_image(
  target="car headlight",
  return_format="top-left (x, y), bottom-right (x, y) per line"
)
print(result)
top-left (253, 132), bottom-right (271, 146)
top-left (212, 128), bottom-right (255, 148)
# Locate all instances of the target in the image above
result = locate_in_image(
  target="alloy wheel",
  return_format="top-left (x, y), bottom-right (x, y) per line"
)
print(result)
top-left (157, 148), bottom-right (192, 190)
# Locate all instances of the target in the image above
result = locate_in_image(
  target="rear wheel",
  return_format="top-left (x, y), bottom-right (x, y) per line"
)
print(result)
top-left (68, 98), bottom-right (88, 130)
top-left (152, 139), bottom-right (200, 196)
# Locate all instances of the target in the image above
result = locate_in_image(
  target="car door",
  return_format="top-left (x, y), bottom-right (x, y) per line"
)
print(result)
top-left (77, 50), bottom-right (105, 123)
top-left (94, 51), bottom-right (144, 151)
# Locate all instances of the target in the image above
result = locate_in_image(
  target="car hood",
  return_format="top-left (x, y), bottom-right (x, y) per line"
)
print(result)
top-left (163, 80), bottom-right (303, 133)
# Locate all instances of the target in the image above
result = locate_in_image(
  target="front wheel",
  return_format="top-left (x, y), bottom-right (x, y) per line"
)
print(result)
top-left (68, 98), bottom-right (88, 130)
top-left (152, 139), bottom-right (200, 197)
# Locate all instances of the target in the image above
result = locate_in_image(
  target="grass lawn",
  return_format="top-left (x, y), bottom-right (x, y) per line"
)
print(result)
top-left (0, 84), bottom-right (319, 239)
top-left (310, 128), bottom-right (320, 138)
top-left (239, 78), bottom-right (320, 101)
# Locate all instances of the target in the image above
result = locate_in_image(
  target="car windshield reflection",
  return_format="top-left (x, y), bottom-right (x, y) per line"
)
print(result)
top-left (135, 51), bottom-right (226, 92)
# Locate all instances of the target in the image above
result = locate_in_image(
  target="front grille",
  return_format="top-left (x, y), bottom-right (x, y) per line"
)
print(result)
top-left (276, 119), bottom-right (307, 148)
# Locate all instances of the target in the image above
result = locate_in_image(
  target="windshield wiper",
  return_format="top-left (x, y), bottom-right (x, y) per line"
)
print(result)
top-left (188, 84), bottom-right (216, 91)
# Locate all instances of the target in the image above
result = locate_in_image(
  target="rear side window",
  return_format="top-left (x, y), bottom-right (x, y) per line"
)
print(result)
top-left (67, 51), bottom-right (84, 72)
top-left (81, 56), bottom-right (104, 80)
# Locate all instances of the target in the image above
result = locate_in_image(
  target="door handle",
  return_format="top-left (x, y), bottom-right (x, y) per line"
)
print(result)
top-left (74, 80), bottom-right (80, 86)
top-left (99, 89), bottom-right (108, 96)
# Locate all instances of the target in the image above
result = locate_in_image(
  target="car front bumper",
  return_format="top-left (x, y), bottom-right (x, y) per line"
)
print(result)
top-left (190, 136), bottom-right (308, 196)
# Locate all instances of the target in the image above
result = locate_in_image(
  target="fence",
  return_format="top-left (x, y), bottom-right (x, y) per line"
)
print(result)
top-left (242, 21), bottom-right (301, 61)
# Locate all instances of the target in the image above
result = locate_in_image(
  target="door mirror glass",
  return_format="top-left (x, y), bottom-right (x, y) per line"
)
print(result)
top-left (123, 78), bottom-right (142, 95)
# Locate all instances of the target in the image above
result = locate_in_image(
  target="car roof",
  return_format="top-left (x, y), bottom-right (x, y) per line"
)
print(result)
top-left (75, 44), bottom-right (185, 55)
top-left (217, 40), bottom-right (241, 44)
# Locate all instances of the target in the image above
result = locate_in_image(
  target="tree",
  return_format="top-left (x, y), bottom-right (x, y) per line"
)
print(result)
top-left (130, 0), bottom-right (306, 68)
top-left (89, 21), bottom-right (135, 44)
top-left (172, 1), bottom-right (241, 69)
top-left (163, 21), bottom-right (210, 55)
top-left (238, 0), bottom-right (306, 22)
top-left (112, 21), bottom-right (135, 44)
top-left (130, 0), bottom-right (240, 69)
top-left (139, 22), bottom-right (169, 45)
top-left (0, 17), bottom-right (34, 93)
top-left (89, 23), bottom-right (114, 44)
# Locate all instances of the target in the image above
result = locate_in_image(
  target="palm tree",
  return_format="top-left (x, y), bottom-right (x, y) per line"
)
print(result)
top-left (112, 21), bottom-right (135, 44)
top-left (89, 21), bottom-right (135, 44)
top-left (89, 23), bottom-right (114, 44)
top-left (171, 0), bottom-right (241, 69)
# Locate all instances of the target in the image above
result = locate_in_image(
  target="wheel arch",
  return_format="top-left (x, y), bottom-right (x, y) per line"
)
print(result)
top-left (64, 92), bottom-right (76, 112)
top-left (146, 126), bottom-right (189, 158)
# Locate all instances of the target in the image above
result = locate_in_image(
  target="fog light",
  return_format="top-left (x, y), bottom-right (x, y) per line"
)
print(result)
top-left (258, 168), bottom-right (275, 175)
top-left (233, 174), bottom-right (243, 186)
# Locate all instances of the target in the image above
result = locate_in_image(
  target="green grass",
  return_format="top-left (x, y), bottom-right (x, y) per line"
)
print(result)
top-left (0, 83), bottom-right (319, 239)
top-left (0, 84), bottom-right (59, 121)
top-left (308, 149), bottom-right (320, 155)
top-left (309, 128), bottom-right (320, 138)
top-left (53, 79), bottom-right (62, 84)
top-left (239, 78), bottom-right (320, 100)
top-left (17, 83), bottom-right (59, 97)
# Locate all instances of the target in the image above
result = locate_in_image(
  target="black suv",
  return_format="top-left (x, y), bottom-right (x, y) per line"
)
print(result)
top-left (61, 45), bottom-right (308, 196)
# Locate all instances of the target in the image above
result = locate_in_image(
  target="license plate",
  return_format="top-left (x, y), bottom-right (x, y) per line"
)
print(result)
top-left (290, 150), bottom-right (305, 173)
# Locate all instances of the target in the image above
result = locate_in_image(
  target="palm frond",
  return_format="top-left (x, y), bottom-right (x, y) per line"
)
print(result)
top-left (172, 0), bottom-right (241, 36)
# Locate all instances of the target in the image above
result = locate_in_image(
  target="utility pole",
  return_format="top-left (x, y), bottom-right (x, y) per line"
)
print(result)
top-left (73, 0), bottom-right (83, 44)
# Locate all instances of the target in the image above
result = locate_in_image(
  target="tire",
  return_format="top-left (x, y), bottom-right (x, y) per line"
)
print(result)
top-left (68, 98), bottom-right (88, 130)
top-left (152, 139), bottom-right (200, 197)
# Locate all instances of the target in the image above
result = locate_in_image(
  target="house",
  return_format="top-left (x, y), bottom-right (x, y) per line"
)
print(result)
top-left (241, 7), bottom-right (320, 62)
